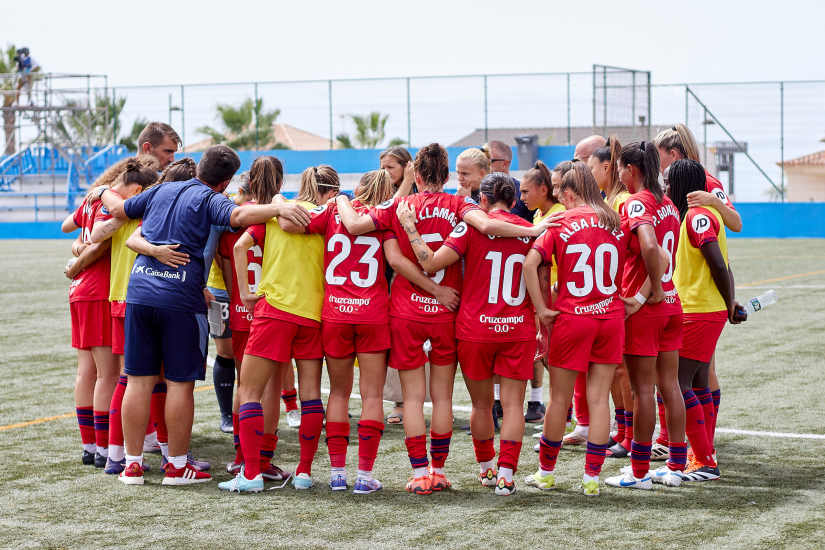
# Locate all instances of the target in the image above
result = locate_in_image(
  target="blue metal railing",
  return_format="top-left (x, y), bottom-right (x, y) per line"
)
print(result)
top-left (0, 191), bottom-right (87, 222)
top-left (0, 149), bottom-right (36, 191)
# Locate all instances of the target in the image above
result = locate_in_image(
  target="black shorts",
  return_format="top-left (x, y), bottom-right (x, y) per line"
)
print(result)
top-left (124, 303), bottom-right (208, 383)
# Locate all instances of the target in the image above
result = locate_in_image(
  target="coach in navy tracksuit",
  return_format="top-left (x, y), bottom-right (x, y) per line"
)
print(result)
top-left (95, 145), bottom-right (311, 482)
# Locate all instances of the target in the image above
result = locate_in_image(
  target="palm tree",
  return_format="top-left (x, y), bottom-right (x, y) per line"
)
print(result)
top-left (119, 117), bottom-right (149, 152)
top-left (1, 45), bottom-right (18, 155)
top-left (336, 112), bottom-right (405, 149)
top-left (197, 98), bottom-right (286, 151)
top-left (54, 92), bottom-right (127, 149)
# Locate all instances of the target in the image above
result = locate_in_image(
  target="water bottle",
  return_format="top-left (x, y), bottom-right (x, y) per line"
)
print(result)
top-left (742, 290), bottom-right (778, 314)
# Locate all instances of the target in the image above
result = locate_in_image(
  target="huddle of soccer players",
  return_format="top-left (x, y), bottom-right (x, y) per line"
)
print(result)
top-left (63, 120), bottom-right (744, 496)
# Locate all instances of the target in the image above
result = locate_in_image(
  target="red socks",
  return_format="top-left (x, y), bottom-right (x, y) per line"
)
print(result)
top-left (76, 407), bottom-right (95, 445)
top-left (297, 399), bottom-right (324, 476)
top-left (239, 403), bottom-right (264, 478)
top-left (151, 383), bottom-right (167, 444)
top-left (539, 436), bottom-right (562, 472)
top-left (472, 436), bottom-right (496, 464)
top-left (232, 413), bottom-right (243, 465)
top-left (711, 389), bottom-right (721, 450)
top-left (281, 389), bottom-right (298, 412)
top-left (429, 430), bottom-right (452, 469)
top-left (694, 387), bottom-right (715, 451)
top-left (405, 435), bottom-right (429, 470)
top-left (621, 410), bottom-right (634, 450)
top-left (573, 372), bottom-right (589, 426)
top-left (93, 410), bottom-right (108, 450)
top-left (584, 442), bottom-right (609, 476)
top-left (614, 407), bottom-right (626, 443)
top-left (498, 439), bottom-right (522, 473)
top-left (260, 432), bottom-right (278, 472)
top-left (108, 376), bottom-right (127, 447)
top-left (630, 441), bottom-right (652, 479)
top-left (667, 441), bottom-right (688, 472)
top-left (656, 391), bottom-right (669, 445)
top-left (325, 422), bottom-right (350, 469)
top-left (683, 390), bottom-right (715, 466)
top-left (357, 420), bottom-right (384, 472)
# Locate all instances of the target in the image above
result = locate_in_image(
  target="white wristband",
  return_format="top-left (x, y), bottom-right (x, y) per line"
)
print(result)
top-left (634, 292), bottom-right (647, 305)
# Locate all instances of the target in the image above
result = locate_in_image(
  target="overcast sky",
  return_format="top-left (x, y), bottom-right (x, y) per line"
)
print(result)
top-left (2, 0), bottom-right (822, 87)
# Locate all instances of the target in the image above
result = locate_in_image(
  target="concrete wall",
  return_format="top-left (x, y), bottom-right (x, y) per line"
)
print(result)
top-left (785, 166), bottom-right (825, 202)
top-left (4, 202), bottom-right (824, 240)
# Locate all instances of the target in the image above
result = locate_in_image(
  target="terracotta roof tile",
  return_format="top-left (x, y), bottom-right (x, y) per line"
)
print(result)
top-left (779, 150), bottom-right (825, 166)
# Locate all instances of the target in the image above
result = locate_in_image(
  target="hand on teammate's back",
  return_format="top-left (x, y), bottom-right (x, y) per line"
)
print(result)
top-left (648, 287), bottom-right (665, 304)
top-left (431, 285), bottom-right (460, 312)
top-left (396, 202), bottom-right (416, 229)
top-left (279, 202), bottom-right (311, 227)
top-left (621, 295), bottom-right (643, 319)
top-left (152, 243), bottom-right (189, 268)
top-left (533, 212), bottom-right (564, 236)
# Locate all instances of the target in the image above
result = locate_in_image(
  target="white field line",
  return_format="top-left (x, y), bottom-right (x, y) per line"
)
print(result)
top-left (207, 357), bottom-right (825, 440)
top-left (737, 285), bottom-right (825, 289)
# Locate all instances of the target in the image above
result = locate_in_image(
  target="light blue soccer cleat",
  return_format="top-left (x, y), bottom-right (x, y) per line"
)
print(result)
top-left (292, 472), bottom-right (315, 490)
top-left (218, 466), bottom-right (264, 493)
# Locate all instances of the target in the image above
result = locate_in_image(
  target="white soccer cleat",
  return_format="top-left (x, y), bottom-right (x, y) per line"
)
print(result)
top-left (650, 466), bottom-right (683, 487)
top-left (605, 471), bottom-right (653, 490)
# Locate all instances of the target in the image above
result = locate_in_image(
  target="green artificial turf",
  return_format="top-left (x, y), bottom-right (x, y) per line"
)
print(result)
top-left (0, 239), bottom-right (823, 549)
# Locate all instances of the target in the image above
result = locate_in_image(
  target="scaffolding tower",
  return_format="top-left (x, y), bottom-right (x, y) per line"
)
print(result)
top-left (0, 72), bottom-right (123, 207)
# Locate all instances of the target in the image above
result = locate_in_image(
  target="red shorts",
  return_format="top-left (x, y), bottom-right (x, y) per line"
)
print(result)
top-left (111, 316), bottom-right (125, 355)
top-left (245, 317), bottom-right (323, 363)
top-left (624, 313), bottom-right (683, 357)
top-left (322, 322), bottom-right (390, 358)
top-left (388, 317), bottom-right (456, 369)
top-left (547, 314), bottom-right (624, 372)
top-left (232, 329), bottom-right (250, 361)
top-left (70, 299), bottom-right (112, 350)
top-left (680, 312), bottom-right (726, 363)
top-left (457, 339), bottom-right (534, 381)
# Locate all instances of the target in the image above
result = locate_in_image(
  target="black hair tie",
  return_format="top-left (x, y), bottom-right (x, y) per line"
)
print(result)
top-left (313, 166), bottom-right (318, 173)
top-left (672, 125), bottom-right (678, 132)
top-left (534, 161), bottom-right (541, 169)
top-left (640, 141), bottom-right (646, 151)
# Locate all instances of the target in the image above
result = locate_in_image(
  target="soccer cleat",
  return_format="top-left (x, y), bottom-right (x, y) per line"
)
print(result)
top-left (681, 464), bottom-right (721, 482)
top-left (495, 477), bottom-right (517, 496)
top-left (534, 442), bottom-right (540, 452)
top-left (162, 463), bottom-right (212, 485)
top-left (187, 451), bottom-right (210, 472)
top-left (605, 471), bottom-right (653, 490)
top-left (429, 469), bottom-right (451, 492)
top-left (220, 415), bottom-right (233, 434)
top-left (143, 432), bottom-right (160, 453)
top-left (650, 466), bottom-right (683, 487)
top-left (608, 442), bottom-right (630, 458)
top-left (292, 472), bottom-right (315, 490)
top-left (218, 467), bottom-right (264, 493)
top-left (562, 425), bottom-right (588, 445)
top-left (226, 461), bottom-right (243, 475)
top-left (493, 400), bottom-right (503, 418)
top-left (94, 452), bottom-right (107, 468)
top-left (650, 442), bottom-right (670, 461)
top-left (118, 462), bottom-right (145, 485)
top-left (82, 450), bottom-right (95, 466)
top-left (329, 474), bottom-right (348, 491)
top-left (286, 409), bottom-right (301, 428)
top-left (525, 470), bottom-right (555, 490)
top-left (261, 464), bottom-right (290, 481)
top-left (353, 477), bottom-right (383, 495)
top-left (479, 468), bottom-right (497, 487)
top-left (525, 401), bottom-right (546, 423)
top-left (105, 457), bottom-right (126, 475)
top-left (580, 478), bottom-right (600, 496)
top-left (405, 475), bottom-right (432, 495)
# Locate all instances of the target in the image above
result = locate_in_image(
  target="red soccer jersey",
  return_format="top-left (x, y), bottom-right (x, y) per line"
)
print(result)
top-left (685, 206), bottom-right (721, 248)
top-left (621, 189), bottom-right (682, 317)
top-left (69, 200), bottom-right (111, 302)
top-left (368, 192), bottom-right (481, 323)
top-left (444, 210), bottom-right (535, 342)
top-left (305, 200), bottom-right (391, 324)
top-left (218, 205), bottom-right (262, 331)
top-left (532, 205), bottom-right (629, 319)
top-left (705, 171), bottom-right (735, 211)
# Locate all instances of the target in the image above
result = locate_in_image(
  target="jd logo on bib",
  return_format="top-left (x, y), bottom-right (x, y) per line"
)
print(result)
top-left (627, 200), bottom-right (645, 218)
top-left (692, 214), bottom-right (711, 233)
